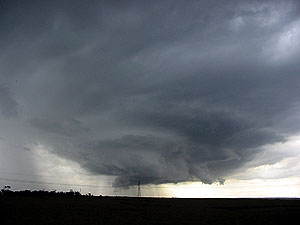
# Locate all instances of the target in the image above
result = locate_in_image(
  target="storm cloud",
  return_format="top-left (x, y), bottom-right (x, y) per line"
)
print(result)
top-left (1, 0), bottom-right (300, 187)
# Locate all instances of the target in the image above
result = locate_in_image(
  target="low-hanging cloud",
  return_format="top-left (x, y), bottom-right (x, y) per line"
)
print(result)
top-left (1, 0), bottom-right (300, 187)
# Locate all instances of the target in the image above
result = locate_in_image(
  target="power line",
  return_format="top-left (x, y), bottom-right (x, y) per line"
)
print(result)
top-left (3, 175), bottom-right (298, 190)
top-left (0, 177), bottom-right (202, 189)
top-left (0, 171), bottom-right (69, 179)
top-left (137, 181), bottom-right (141, 197)
top-left (0, 170), bottom-right (112, 180)
top-left (0, 177), bottom-right (176, 189)
top-left (0, 177), bottom-right (226, 189)
top-left (0, 171), bottom-right (202, 189)
top-left (0, 177), bottom-right (112, 188)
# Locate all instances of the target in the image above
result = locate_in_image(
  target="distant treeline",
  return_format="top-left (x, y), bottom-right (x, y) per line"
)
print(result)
top-left (0, 187), bottom-right (94, 197)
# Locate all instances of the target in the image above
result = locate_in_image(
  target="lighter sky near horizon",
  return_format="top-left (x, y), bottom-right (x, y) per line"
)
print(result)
top-left (1, 0), bottom-right (300, 197)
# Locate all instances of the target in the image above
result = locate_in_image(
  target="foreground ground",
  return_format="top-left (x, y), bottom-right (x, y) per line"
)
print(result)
top-left (1, 196), bottom-right (300, 225)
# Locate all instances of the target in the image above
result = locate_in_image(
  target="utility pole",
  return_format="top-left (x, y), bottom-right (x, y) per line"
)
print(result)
top-left (137, 181), bottom-right (141, 197)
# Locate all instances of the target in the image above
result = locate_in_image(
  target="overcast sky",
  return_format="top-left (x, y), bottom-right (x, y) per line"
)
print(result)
top-left (1, 0), bottom-right (300, 197)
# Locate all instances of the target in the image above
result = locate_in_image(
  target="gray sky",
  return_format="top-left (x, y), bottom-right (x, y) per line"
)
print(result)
top-left (1, 0), bottom-right (300, 195)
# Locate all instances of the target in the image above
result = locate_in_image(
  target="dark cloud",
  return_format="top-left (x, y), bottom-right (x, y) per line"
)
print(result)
top-left (0, 85), bottom-right (18, 118)
top-left (80, 135), bottom-right (243, 186)
top-left (23, 147), bottom-right (31, 151)
top-left (30, 117), bottom-right (88, 136)
top-left (1, 0), bottom-right (300, 187)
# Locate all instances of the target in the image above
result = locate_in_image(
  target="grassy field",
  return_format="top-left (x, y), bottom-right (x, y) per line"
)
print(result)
top-left (1, 196), bottom-right (299, 225)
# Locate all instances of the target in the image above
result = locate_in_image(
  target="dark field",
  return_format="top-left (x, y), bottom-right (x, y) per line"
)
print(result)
top-left (1, 196), bottom-right (300, 225)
